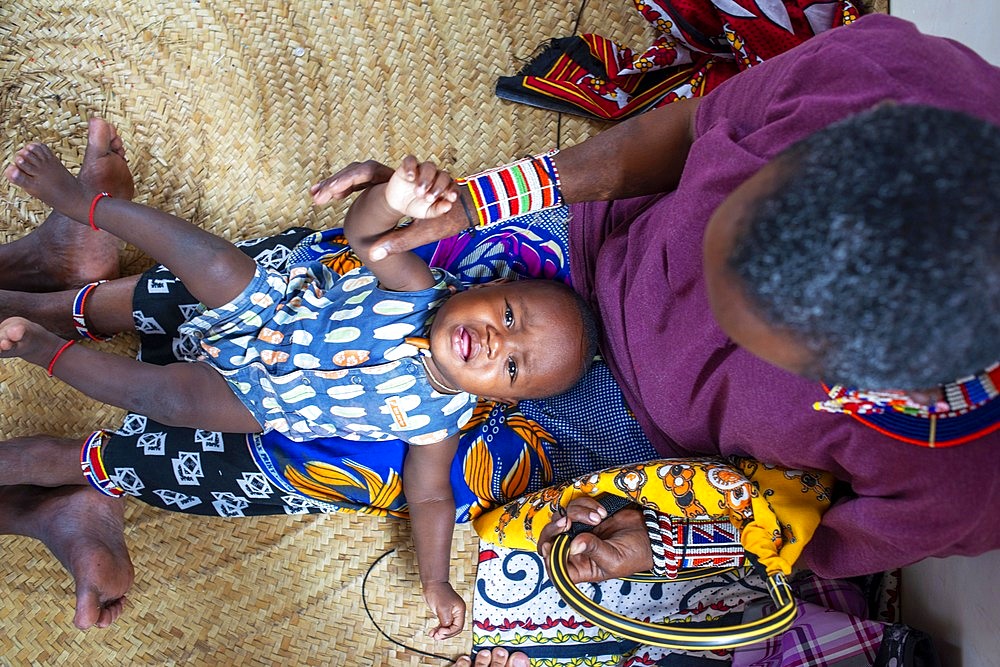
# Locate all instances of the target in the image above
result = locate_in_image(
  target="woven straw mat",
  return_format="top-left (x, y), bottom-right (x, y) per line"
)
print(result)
top-left (0, 1), bottom-right (650, 665)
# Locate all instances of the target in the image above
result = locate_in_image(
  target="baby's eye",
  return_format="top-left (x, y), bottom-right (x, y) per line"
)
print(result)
top-left (504, 304), bottom-right (514, 328)
top-left (506, 356), bottom-right (518, 382)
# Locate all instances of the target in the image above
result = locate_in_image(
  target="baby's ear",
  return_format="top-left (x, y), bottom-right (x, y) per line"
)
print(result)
top-left (484, 396), bottom-right (518, 407)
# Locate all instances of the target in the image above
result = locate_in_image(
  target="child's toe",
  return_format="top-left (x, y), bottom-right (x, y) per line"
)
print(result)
top-left (4, 164), bottom-right (23, 184)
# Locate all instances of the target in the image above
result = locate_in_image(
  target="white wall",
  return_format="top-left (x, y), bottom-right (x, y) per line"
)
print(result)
top-left (890, 4), bottom-right (1000, 666)
top-left (902, 552), bottom-right (1000, 667)
top-left (892, 1), bottom-right (1000, 64)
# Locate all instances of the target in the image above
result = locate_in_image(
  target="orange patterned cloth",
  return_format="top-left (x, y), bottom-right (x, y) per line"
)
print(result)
top-left (473, 457), bottom-right (833, 576)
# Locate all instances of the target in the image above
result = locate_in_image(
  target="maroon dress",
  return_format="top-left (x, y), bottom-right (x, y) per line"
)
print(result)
top-left (569, 15), bottom-right (1000, 578)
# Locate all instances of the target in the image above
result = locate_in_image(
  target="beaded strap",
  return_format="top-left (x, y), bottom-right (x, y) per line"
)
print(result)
top-left (643, 507), bottom-right (673, 577)
top-left (80, 430), bottom-right (126, 498)
top-left (72, 280), bottom-right (112, 341)
top-left (459, 149), bottom-right (562, 230)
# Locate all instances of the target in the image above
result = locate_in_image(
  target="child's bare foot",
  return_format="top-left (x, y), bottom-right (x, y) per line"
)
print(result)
top-left (78, 117), bottom-right (134, 201)
top-left (5, 143), bottom-right (91, 221)
top-left (0, 316), bottom-right (66, 368)
top-left (59, 118), bottom-right (133, 282)
top-left (0, 484), bottom-right (134, 629)
top-left (0, 118), bottom-right (132, 292)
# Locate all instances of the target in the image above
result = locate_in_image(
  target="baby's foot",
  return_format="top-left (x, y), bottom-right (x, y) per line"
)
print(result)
top-left (49, 117), bottom-right (133, 284)
top-left (3, 118), bottom-right (135, 291)
top-left (0, 316), bottom-right (66, 368)
top-left (78, 117), bottom-right (134, 201)
top-left (5, 143), bottom-right (91, 224)
top-left (385, 156), bottom-right (457, 220)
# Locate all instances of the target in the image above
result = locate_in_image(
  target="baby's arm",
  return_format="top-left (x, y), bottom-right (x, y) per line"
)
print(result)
top-left (402, 434), bottom-right (465, 640)
top-left (343, 156), bottom-right (457, 293)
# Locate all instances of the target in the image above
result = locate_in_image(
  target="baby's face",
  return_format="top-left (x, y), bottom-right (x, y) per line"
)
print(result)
top-left (426, 280), bottom-right (586, 403)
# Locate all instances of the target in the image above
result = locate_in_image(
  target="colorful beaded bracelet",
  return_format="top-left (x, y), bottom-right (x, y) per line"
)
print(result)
top-left (459, 149), bottom-right (563, 230)
top-left (72, 280), bottom-right (113, 341)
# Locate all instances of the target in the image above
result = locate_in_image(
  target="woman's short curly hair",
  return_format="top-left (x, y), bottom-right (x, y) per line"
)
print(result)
top-left (729, 104), bottom-right (1000, 388)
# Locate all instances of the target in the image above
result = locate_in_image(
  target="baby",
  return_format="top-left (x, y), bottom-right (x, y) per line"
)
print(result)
top-left (1, 144), bottom-right (597, 638)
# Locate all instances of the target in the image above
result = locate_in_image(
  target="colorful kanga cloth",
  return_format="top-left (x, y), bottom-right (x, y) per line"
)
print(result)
top-left (471, 545), bottom-right (937, 666)
top-left (179, 258), bottom-right (475, 444)
top-left (473, 457), bottom-right (834, 579)
top-left (495, 0), bottom-right (860, 120)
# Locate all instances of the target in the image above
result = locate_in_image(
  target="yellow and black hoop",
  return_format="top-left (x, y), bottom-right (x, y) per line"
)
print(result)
top-left (474, 458), bottom-right (834, 649)
top-left (546, 538), bottom-right (798, 650)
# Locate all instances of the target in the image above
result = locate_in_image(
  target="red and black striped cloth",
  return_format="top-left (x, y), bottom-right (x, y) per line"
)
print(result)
top-left (497, 0), bottom-right (860, 120)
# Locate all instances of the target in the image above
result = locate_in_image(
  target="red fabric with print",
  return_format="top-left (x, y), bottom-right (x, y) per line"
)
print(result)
top-left (496, 0), bottom-right (861, 120)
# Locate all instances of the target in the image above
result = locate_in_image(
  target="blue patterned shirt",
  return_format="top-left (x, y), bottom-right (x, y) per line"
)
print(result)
top-left (180, 264), bottom-right (476, 444)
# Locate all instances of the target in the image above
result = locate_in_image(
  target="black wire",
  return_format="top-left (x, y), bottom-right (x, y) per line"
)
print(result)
top-left (555, 0), bottom-right (590, 150)
top-left (570, 0), bottom-right (589, 35)
top-left (362, 548), bottom-right (455, 663)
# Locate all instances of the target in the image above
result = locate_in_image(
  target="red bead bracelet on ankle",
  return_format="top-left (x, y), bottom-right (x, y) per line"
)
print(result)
top-left (47, 339), bottom-right (76, 377)
top-left (88, 191), bottom-right (112, 231)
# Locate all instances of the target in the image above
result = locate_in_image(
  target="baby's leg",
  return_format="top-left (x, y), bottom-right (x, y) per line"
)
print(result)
top-left (5, 143), bottom-right (256, 309)
top-left (0, 275), bottom-right (138, 340)
top-left (0, 317), bottom-right (263, 433)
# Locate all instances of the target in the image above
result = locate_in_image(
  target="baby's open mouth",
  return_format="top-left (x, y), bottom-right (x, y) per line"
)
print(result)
top-left (454, 326), bottom-right (472, 361)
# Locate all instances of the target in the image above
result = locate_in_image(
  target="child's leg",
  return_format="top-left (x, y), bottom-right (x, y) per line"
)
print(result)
top-left (0, 317), bottom-right (263, 434)
top-left (0, 275), bottom-right (138, 340)
top-left (5, 143), bottom-right (256, 309)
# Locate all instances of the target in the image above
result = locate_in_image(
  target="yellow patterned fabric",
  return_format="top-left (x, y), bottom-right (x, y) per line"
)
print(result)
top-left (473, 457), bottom-right (833, 575)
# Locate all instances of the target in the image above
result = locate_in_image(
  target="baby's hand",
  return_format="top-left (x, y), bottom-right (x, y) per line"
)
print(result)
top-left (423, 580), bottom-right (466, 640)
top-left (385, 156), bottom-right (458, 220)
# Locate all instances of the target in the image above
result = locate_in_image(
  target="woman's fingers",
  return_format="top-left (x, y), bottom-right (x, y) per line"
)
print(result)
top-left (310, 160), bottom-right (393, 204)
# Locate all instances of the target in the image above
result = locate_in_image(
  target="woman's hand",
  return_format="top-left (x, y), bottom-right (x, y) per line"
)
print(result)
top-left (368, 200), bottom-right (469, 260)
top-left (313, 158), bottom-right (471, 260)
top-left (537, 497), bottom-right (654, 583)
top-left (310, 160), bottom-right (394, 205)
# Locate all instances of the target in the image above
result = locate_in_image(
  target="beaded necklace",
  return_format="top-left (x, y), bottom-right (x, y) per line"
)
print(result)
top-left (404, 336), bottom-right (462, 395)
top-left (813, 362), bottom-right (1000, 447)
